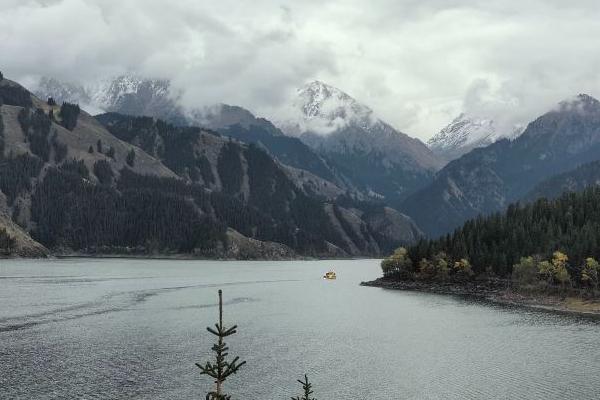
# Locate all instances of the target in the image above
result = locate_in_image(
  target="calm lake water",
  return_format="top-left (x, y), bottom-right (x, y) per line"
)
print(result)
top-left (1, 258), bottom-right (599, 399)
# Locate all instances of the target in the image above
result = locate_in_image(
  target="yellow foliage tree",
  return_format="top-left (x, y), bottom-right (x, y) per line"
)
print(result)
top-left (551, 251), bottom-right (571, 288)
top-left (381, 247), bottom-right (413, 278)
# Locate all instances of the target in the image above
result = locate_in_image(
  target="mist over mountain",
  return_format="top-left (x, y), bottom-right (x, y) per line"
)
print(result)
top-left (279, 81), bottom-right (441, 205)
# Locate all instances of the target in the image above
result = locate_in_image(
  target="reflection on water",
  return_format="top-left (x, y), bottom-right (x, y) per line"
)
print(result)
top-left (1, 258), bottom-right (599, 399)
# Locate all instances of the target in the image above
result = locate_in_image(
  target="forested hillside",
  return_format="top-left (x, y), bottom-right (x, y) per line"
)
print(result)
top-left (392, 187), bottom-right (600, 288)
top-left (97, 113), bottom-right (423, 256)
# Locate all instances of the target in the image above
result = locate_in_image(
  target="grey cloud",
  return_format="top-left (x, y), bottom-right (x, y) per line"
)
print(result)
top-left (1, 0), bottom-right (600, 140)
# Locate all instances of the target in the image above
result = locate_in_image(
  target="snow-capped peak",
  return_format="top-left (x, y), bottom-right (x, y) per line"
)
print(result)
top-left (282, 80), bottom-right (378, 136)
top-left (427, 113), bottom-right (524, 161)
top-left (297, 80), bottom-right (370, 119)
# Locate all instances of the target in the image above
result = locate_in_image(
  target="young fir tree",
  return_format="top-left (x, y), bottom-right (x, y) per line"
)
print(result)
top-left (126, 149), bottom-right (135, 167)
top-left (196, 290), bottom-right (246, 400)
top-left (292, 374), bottom-right (317, 400)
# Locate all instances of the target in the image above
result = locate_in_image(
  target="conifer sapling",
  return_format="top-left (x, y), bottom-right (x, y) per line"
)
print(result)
top-left (292, 374), bottom-right (317, 400)
top-left (196, 290), bottom-right (246, 400)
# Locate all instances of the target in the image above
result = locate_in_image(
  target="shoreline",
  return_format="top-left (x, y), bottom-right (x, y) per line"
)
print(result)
top-left (361, 278), bottom-right (600, 319)
top-left (1, 253), bottom-right (378, 262)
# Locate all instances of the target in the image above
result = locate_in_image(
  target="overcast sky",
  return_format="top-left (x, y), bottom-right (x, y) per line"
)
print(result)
top-left (2, 0), bottom-right (600, 140)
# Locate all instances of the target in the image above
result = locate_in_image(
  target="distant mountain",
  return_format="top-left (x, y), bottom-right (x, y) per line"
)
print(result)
top-left (280, 81), bottom-right (441, 205)
top-left (35, 75), bottom-right (188, 125)
top-left (403, 94), bottom-right (600, 238)
top-left (427, 113), bottom-right (524, 164)
top-left (524, 159), bottom-right (600, 201)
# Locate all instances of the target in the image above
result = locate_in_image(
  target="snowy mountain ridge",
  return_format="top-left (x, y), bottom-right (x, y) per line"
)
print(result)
top-left (281, 80), bottom-right (382, 136)
top-left (427, 113), bottom-right (524, 163)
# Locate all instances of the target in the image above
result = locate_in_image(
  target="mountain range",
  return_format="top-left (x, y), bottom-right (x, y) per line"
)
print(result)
top-left (30, 74), bottom-right (600, 245)
top-left (403, 94), bottom-right (600, 237)
top-left (1, 73), bottom-right (423, 258)
top-left (35, 76), bottom-right (442, 206)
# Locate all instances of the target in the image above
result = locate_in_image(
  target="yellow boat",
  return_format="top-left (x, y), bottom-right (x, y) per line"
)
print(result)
top-left (323, 271), bottom-right (337, 280)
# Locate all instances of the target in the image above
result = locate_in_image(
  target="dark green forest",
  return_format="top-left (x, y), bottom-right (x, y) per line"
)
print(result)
top-left (31, 162), bottom-right (226, 253)
top-left (383, 187), bottom-right (600, 291)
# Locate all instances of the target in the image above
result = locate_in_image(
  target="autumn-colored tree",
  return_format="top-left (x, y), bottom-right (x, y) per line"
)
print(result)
top-left (196, 290), bottom-right (246, 400)
top-left (551, 251), bottom-right (571, 288)
top-left (381, 247), bottom-right (413, 279)
top-left (453, 258), bottom-right (474, 281)
top-left (537, 260), bottom-right (554, 286)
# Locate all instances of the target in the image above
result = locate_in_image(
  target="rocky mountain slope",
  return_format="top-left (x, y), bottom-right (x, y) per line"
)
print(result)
top-left (280, 81), bottom-right (441, 205)
top-left (403, 94), bottom-right (600, 238)
top-left (427, 113), bottom-right (524, 164)
top-left (2, 75), bottom-right (427, 257)
top-left (96, 112), bottom-right (423, 256)
top-left (0, 213), bottom-right (48, 257)
top-left (36, 76), bottom-right (348, 190)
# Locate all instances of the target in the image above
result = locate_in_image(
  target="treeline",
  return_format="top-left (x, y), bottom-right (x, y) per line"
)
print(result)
top-left (381, 187), bottom-right (600, 294)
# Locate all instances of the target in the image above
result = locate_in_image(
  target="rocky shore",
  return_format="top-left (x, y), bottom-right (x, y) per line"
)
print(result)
top-left (361, 278), bottom-right (600, 318)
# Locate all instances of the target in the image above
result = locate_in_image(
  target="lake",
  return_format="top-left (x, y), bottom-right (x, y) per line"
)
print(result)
top-left (1, 258), bottom-right (599, 399)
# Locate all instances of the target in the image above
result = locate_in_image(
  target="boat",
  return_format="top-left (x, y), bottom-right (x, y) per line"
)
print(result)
top-left (323, 271), bottom-right (337, 280)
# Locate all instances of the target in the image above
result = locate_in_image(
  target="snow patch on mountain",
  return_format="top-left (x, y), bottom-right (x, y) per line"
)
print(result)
top-left (280, 80), bottom-right (381, 136)
top-left (427, 113), bottom-right (524, 162)
top-left (34, 75), bottom-right (178, 115)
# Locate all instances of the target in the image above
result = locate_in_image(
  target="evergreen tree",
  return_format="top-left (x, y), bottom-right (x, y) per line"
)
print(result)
top-left (291, 375), bottom-right (317, 400)
top-left (88, 145), bottom-right (94, 154)
top-left (106, 146), bottom-right (116, 159)
top-left (47, 97), bottom-right (56, 106)
top-left (59, 102), bottom-right (80, 131)
top-left (126, 149), bottom-right (135, 167)
top-left (196, 290), bottom-right (246, 400)
top-left (96, 139), bottom-right (103, 153)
